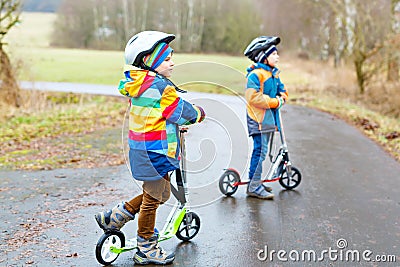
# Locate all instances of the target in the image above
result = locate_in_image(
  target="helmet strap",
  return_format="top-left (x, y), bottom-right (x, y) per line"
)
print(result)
top-left (137, 62), bottom-right (158, 73)
top-left (254, 50), bottom-right (264, 63)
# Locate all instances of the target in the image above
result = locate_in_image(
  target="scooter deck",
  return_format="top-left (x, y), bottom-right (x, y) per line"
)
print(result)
top-left (110, 239), bottom-right (137, 254)
top-left (233, 177), bottom-right (280, 186)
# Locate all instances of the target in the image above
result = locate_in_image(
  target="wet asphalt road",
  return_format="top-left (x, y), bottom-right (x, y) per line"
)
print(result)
top-left (1, 88), bottom-right (399, 267)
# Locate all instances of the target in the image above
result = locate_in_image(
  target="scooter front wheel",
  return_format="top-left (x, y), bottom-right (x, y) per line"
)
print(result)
top-left (279, 166), bottom-right (301, 190)
top-left (176, 212), bottom-right (200, 241)
top-left (219, 169), bottom-right (240, 196)
top-left (95, 230), bottom-right (125, 266)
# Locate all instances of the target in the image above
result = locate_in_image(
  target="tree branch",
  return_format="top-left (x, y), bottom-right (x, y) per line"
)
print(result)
top-left (0, 0), bottom-right (21, 43)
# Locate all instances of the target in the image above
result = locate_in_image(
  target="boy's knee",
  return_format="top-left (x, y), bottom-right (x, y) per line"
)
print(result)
top-left (141, 198), bottom-right (160, 211)
top-left (260, 151), bottom-right (267, 161)
top-left (160, 191), bottom-right (171, 204)
top-left (252, 149), bottom-right (262, 158)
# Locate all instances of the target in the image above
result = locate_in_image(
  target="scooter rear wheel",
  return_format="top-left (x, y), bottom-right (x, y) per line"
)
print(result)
top-left (95, 230), bottom-right (125, 266)
top-left (176, 212), bottom-right (200, 241)
top-left (279, 166), bottom-right (301, 190)
top-left (219, 169), bottom-right (240, 196)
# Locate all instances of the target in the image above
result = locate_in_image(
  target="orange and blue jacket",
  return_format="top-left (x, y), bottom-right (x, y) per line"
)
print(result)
top-left (245, 63), bottom-right (288, 136)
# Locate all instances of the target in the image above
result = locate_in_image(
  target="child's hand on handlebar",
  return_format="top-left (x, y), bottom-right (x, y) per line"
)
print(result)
top-left (276, 96), bottom-right (285, 109)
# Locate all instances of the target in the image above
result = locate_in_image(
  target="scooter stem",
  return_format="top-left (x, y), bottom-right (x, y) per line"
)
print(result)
top-left (278, 110), bottom-right (287, 149)
top-left (179, 127), bottom-right (189, 199)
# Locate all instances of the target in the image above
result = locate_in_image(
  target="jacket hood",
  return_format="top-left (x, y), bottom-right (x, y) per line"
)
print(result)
top-left (246, 63), bottom-right (280, 77)
top-left (118, 69), bottom-right (157, 98)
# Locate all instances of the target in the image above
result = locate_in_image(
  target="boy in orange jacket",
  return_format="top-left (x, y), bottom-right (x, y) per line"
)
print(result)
top-left (243, 36), bottom-right (288, 199)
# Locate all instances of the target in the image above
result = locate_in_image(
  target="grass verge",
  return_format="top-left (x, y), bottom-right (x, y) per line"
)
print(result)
top-left (0, 92), bottom-right (128, 170)
top-left (291, 89), bottom-right (400, 162)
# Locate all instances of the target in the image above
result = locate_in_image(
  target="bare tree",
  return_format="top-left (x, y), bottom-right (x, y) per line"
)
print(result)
top-left (309, 0), bottom-right (352, 66)
top-left (319, 11), bottom-right (330, 61)
top-left (141, 0), bottom-right (148, 31)
top-left (351, 1), bottom-right (391, 93)
top-left (122, 0), bottom-right (129, 42)
top-left (52, 0), bottom-right (97, 48)
top-left (172, 0), bottom-right (182, 50)
top-left (387, 0), bottom-right (400, 81)
top-left (0, 0), bottom-right (21, 107)
top-left (312, 0), bottom-right (390, 93)
top-left (332, 0), bottom-right (353, 67)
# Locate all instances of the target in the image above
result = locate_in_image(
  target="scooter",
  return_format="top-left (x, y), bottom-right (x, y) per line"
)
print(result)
top-left (95, 127), bottom-right (200, 266)
top-left (219, 110), bottom-right (301, 196)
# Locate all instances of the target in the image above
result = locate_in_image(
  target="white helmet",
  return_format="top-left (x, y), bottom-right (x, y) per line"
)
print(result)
top-left (124, 31), bottom-right (175, 68)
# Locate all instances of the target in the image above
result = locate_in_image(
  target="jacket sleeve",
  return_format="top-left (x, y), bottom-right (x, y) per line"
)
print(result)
top-left (118, 79), bottom-right (132, 97)
top-left (160, 85), bottom-right (205, 125)
top-left (245, 72), bottom-right (279, 109)
top-left (277, 77), bottom-right (288, 100)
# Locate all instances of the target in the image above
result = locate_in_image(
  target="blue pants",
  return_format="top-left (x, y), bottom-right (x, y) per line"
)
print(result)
top-left (249, 133), bottom-right (270, 181)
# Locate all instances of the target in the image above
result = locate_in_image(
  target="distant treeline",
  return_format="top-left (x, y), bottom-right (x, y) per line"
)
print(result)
top-left (50, 0), bottom-right (397, 58)
top-left (51, 0), bottom-right (263, 55)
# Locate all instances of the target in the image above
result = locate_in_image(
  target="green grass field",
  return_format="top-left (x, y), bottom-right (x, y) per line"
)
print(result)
top-left (6, 12), bottom-right (56, 48)
top-left (5, 12), bottom-right (309, 93)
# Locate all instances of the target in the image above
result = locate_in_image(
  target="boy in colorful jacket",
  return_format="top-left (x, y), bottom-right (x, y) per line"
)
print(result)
top-left (94, 31), bottom-right (205, 265)
top-left (243, 36), bottom-right (288, 199)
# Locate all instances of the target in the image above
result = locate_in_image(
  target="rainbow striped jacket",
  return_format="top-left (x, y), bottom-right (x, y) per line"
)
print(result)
top-left (118, 69), bottom-right (205, 161)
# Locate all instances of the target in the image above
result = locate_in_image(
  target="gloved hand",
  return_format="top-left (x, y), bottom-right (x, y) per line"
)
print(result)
top-left (276, 96), bottom-right (285, 109)
top-left (279, 92), bottom-right (288, 102)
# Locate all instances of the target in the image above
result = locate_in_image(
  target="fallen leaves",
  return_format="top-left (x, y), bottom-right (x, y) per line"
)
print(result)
top-left (2, 179), bottom-right (126, 265)
top-left (353, 116), bottom-right (399, 142)
top-left (354, 116), bottom-right (380, 131)
top-left (385, 131), bottom-right (400, 140)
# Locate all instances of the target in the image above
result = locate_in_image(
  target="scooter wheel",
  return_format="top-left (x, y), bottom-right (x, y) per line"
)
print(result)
top-left (95, 230), bottom-right (125, 266)
top-left (219, 169), bottom-right (240, 196)
top-left (176, 212), bottom-right (200, 241)
top-left (279, 166), bottom-right (301, 190)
